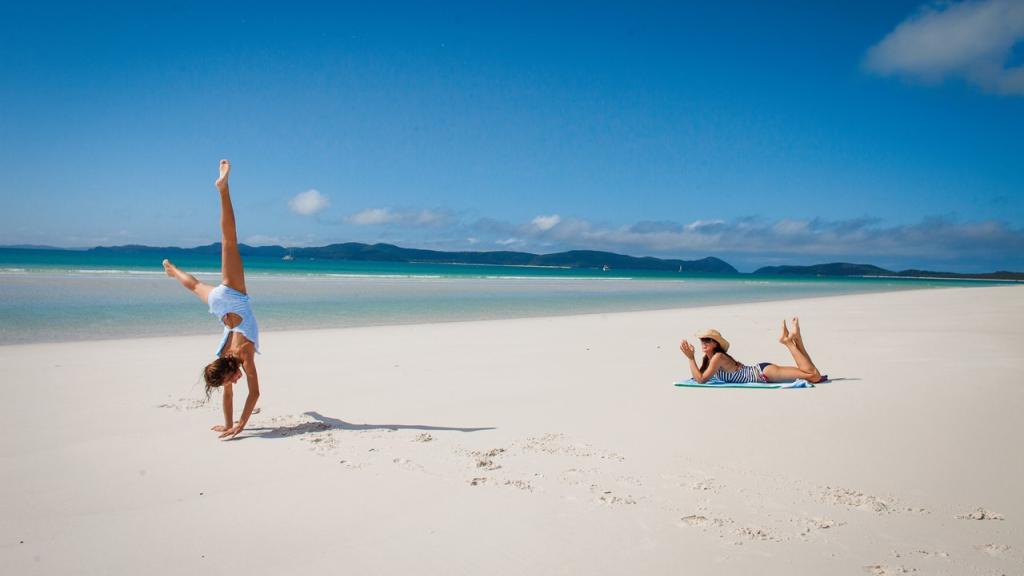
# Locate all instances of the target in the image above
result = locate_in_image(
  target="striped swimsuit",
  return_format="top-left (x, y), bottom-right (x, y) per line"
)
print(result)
top-left (714, 363), bottom-right (768, 384)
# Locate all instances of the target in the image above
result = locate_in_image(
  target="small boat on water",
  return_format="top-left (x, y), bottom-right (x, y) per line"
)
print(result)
top-left (282, 254), bottom-right (294, 261)
top-left (602, 265), bottom-right (610, 272)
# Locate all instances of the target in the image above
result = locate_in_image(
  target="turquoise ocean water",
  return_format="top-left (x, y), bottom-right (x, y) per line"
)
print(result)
top-left (0, 248), bottom-right (1003, 345)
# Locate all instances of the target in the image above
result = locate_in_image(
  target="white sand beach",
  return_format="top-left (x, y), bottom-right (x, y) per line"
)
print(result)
top-left (2, 285), bottom-right (1022, 575)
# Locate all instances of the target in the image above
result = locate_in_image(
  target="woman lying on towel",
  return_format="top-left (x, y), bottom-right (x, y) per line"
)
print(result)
top-left (679, 319), bottom-right (824, 384)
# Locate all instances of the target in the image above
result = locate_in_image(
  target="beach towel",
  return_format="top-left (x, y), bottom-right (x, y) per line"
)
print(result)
top-left (673, 377), bottom-right (815, 389)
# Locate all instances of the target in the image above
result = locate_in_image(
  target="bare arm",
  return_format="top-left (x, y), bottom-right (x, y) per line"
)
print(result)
top-left (694, 354), bottom-right (724, 383)
top-left (222, 382), bottom-right (234, 428)
top-left (210, 382), bottom-right (235, 432)
top-left (221, 351), bottom-right (260, 439)
top-left (680, 341), bottom-right (723, 383)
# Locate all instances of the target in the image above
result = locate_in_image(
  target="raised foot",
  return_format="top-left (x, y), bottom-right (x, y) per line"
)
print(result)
top-left (779, 319), bottom-right (794, 345)
top-left (215, 159), bottom-right (231, 192)
top-left (791, 317), bottom-right (802, 341)
top-left (162, 259), bottom-right (175, 277)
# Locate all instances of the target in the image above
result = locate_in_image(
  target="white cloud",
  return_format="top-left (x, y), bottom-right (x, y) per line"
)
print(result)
top-left (347, 208), bottom-right (401, 225)
top-left (243, 234), bottom-right (318, 247)
top-left (346, 207), bottom-right (453, 227)
top-left (288, 189), bottom-right (330, 216)
top-left (465, 213), bottom-right (1024, 270)
top-left (771, 219), bottom-right (809, 236)
top-left (531, 214), bottom-right (562, 231)
top-left (864, 0), bottom-right (1024, 95)
top-left (684, 219), bottom-right (725, 232)
top-left (413, 209), bottom-right (448, 226)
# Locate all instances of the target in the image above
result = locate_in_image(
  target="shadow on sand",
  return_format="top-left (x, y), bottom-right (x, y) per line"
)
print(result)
top-left (238, 410), bottom-right (495, 440)
top-left (816, 377), bottom-right (860, 383)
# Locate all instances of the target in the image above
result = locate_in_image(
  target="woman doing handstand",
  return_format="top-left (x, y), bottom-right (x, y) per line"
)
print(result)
top-left (679, 319), bottom-right (823, 384)
top-left (163, 160), bottom-right (260, 439)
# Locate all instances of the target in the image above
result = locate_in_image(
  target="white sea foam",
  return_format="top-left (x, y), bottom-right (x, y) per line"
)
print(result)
top-left (70, 269), bottom-right (167, 276)
top-left (320, 273), bottom-right (446, 279)
top-left (480, 275), bottom-right (634, 281)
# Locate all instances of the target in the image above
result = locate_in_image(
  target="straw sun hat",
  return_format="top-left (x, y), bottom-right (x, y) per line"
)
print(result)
top-left (695, 329), bottom-right (730, 352)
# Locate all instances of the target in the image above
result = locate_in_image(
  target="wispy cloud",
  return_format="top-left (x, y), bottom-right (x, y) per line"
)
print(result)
top-left (345, 208), bottom-right (453, 227)
top-left (531, 214), bottom-right (562, 231)
top-left (347, 208), bottom-right (400, 225)
top-left (244, 234), bottom-right (319, 247)
top-left (288, 189), bottom-right (330, 216)
top-left (460, 213), bottom-right (1024, 270)
top-left (864, 0), bottom-right (1024, 95)
top-left (293, 202), bottom-right (1023, 270)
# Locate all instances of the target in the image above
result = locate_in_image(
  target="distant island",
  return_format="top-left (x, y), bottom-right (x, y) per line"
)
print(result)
top-left (85, 242), bottom-right (739, 274)
top-left (3, 243), bottom-right (1021, 280)
top-left (753, 263), bottom-right (1024, 281)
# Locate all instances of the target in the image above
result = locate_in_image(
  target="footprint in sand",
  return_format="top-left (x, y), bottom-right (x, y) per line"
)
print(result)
top-left (680, 514), bottom-right (731, 529)
top-left (591, 485), bottom-right (637, 505)
top-left (391, 457), bottom-right (425, 473)
top-left (466, 476), bottom-right (532, 492)
top-left (974, 543), bottom-right (1011, 556)
top-left (469, 448), bottom-right (505, 471)
top-left (955, 507), bottom-right (1004, 520)
top-left (560, 468), bottom-right (592, 487)
top-left (732, 525), bottom-right (781, 543)
top-left (688, 478), bottom-right (721, 493)
top-left (863, 565), bottom-right (913, 575)
top-left (797, 516), bottom-right (845, 537)
top-left (157, 398), bottom-right (207, 411)
top-left (302, 431), bottom-right (338, 454)
top-left (818, 486), bottom-right (902, 514)
top-left (911, 549), bottom-right (949, 559)
top-left (503, 479), bottom-right (533, 492)
top-left (517, 433), bottom-right (624, 461)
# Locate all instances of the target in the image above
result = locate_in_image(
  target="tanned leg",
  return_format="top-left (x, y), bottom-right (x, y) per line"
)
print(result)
top-left (216, 159), bottom-right (247, 294)
top-left (773, 318), bottom-right (822, 382)
top-left (163, 258), bottom-right (213, 303)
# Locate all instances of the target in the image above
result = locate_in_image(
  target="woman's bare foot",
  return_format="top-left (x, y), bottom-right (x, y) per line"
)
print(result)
top-left (779, 319), bottom-right (794, 345)
top-left (162, 259), bottom-right (176, 277)
top-left (791, 317), bottom-right (803, 344)
top-left (215, 159), bottom-right (230, 192)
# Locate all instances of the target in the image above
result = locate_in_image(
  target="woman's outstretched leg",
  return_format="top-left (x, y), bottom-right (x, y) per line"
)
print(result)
top-left (764, 318), bottom-right (822, 382)
top-left (216, 159), bottom-right (247, 294)
top-left (163, 259), bottom-right (213, 303)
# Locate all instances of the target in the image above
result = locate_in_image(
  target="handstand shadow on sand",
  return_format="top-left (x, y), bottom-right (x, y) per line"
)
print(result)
top-left (238, 411), bottom-right (495, 440)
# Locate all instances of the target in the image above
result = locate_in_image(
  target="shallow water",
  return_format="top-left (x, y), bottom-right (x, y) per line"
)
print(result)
top-left (0, 253), bottom-right (995, 345)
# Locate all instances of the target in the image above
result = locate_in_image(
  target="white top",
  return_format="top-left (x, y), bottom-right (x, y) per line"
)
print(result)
top-left (208, 284), bottom-right (260, 356)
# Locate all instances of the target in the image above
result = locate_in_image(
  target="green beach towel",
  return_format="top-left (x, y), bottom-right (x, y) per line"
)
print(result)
top-left (674, 377), bottom-right (815, 389)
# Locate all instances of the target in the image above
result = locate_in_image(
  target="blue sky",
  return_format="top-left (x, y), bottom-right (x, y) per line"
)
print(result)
top-left (1, 1), bottom-right (1022, 272)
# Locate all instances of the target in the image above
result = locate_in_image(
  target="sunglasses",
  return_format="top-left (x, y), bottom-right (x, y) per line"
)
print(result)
top-left (700, 338), bottom-right (716, 345)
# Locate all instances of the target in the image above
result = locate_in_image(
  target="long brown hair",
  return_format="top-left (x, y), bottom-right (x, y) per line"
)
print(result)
top-left (699, 340), bottom-right (740, 373)
top-left (203, 356), bottom-right (241, 400)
